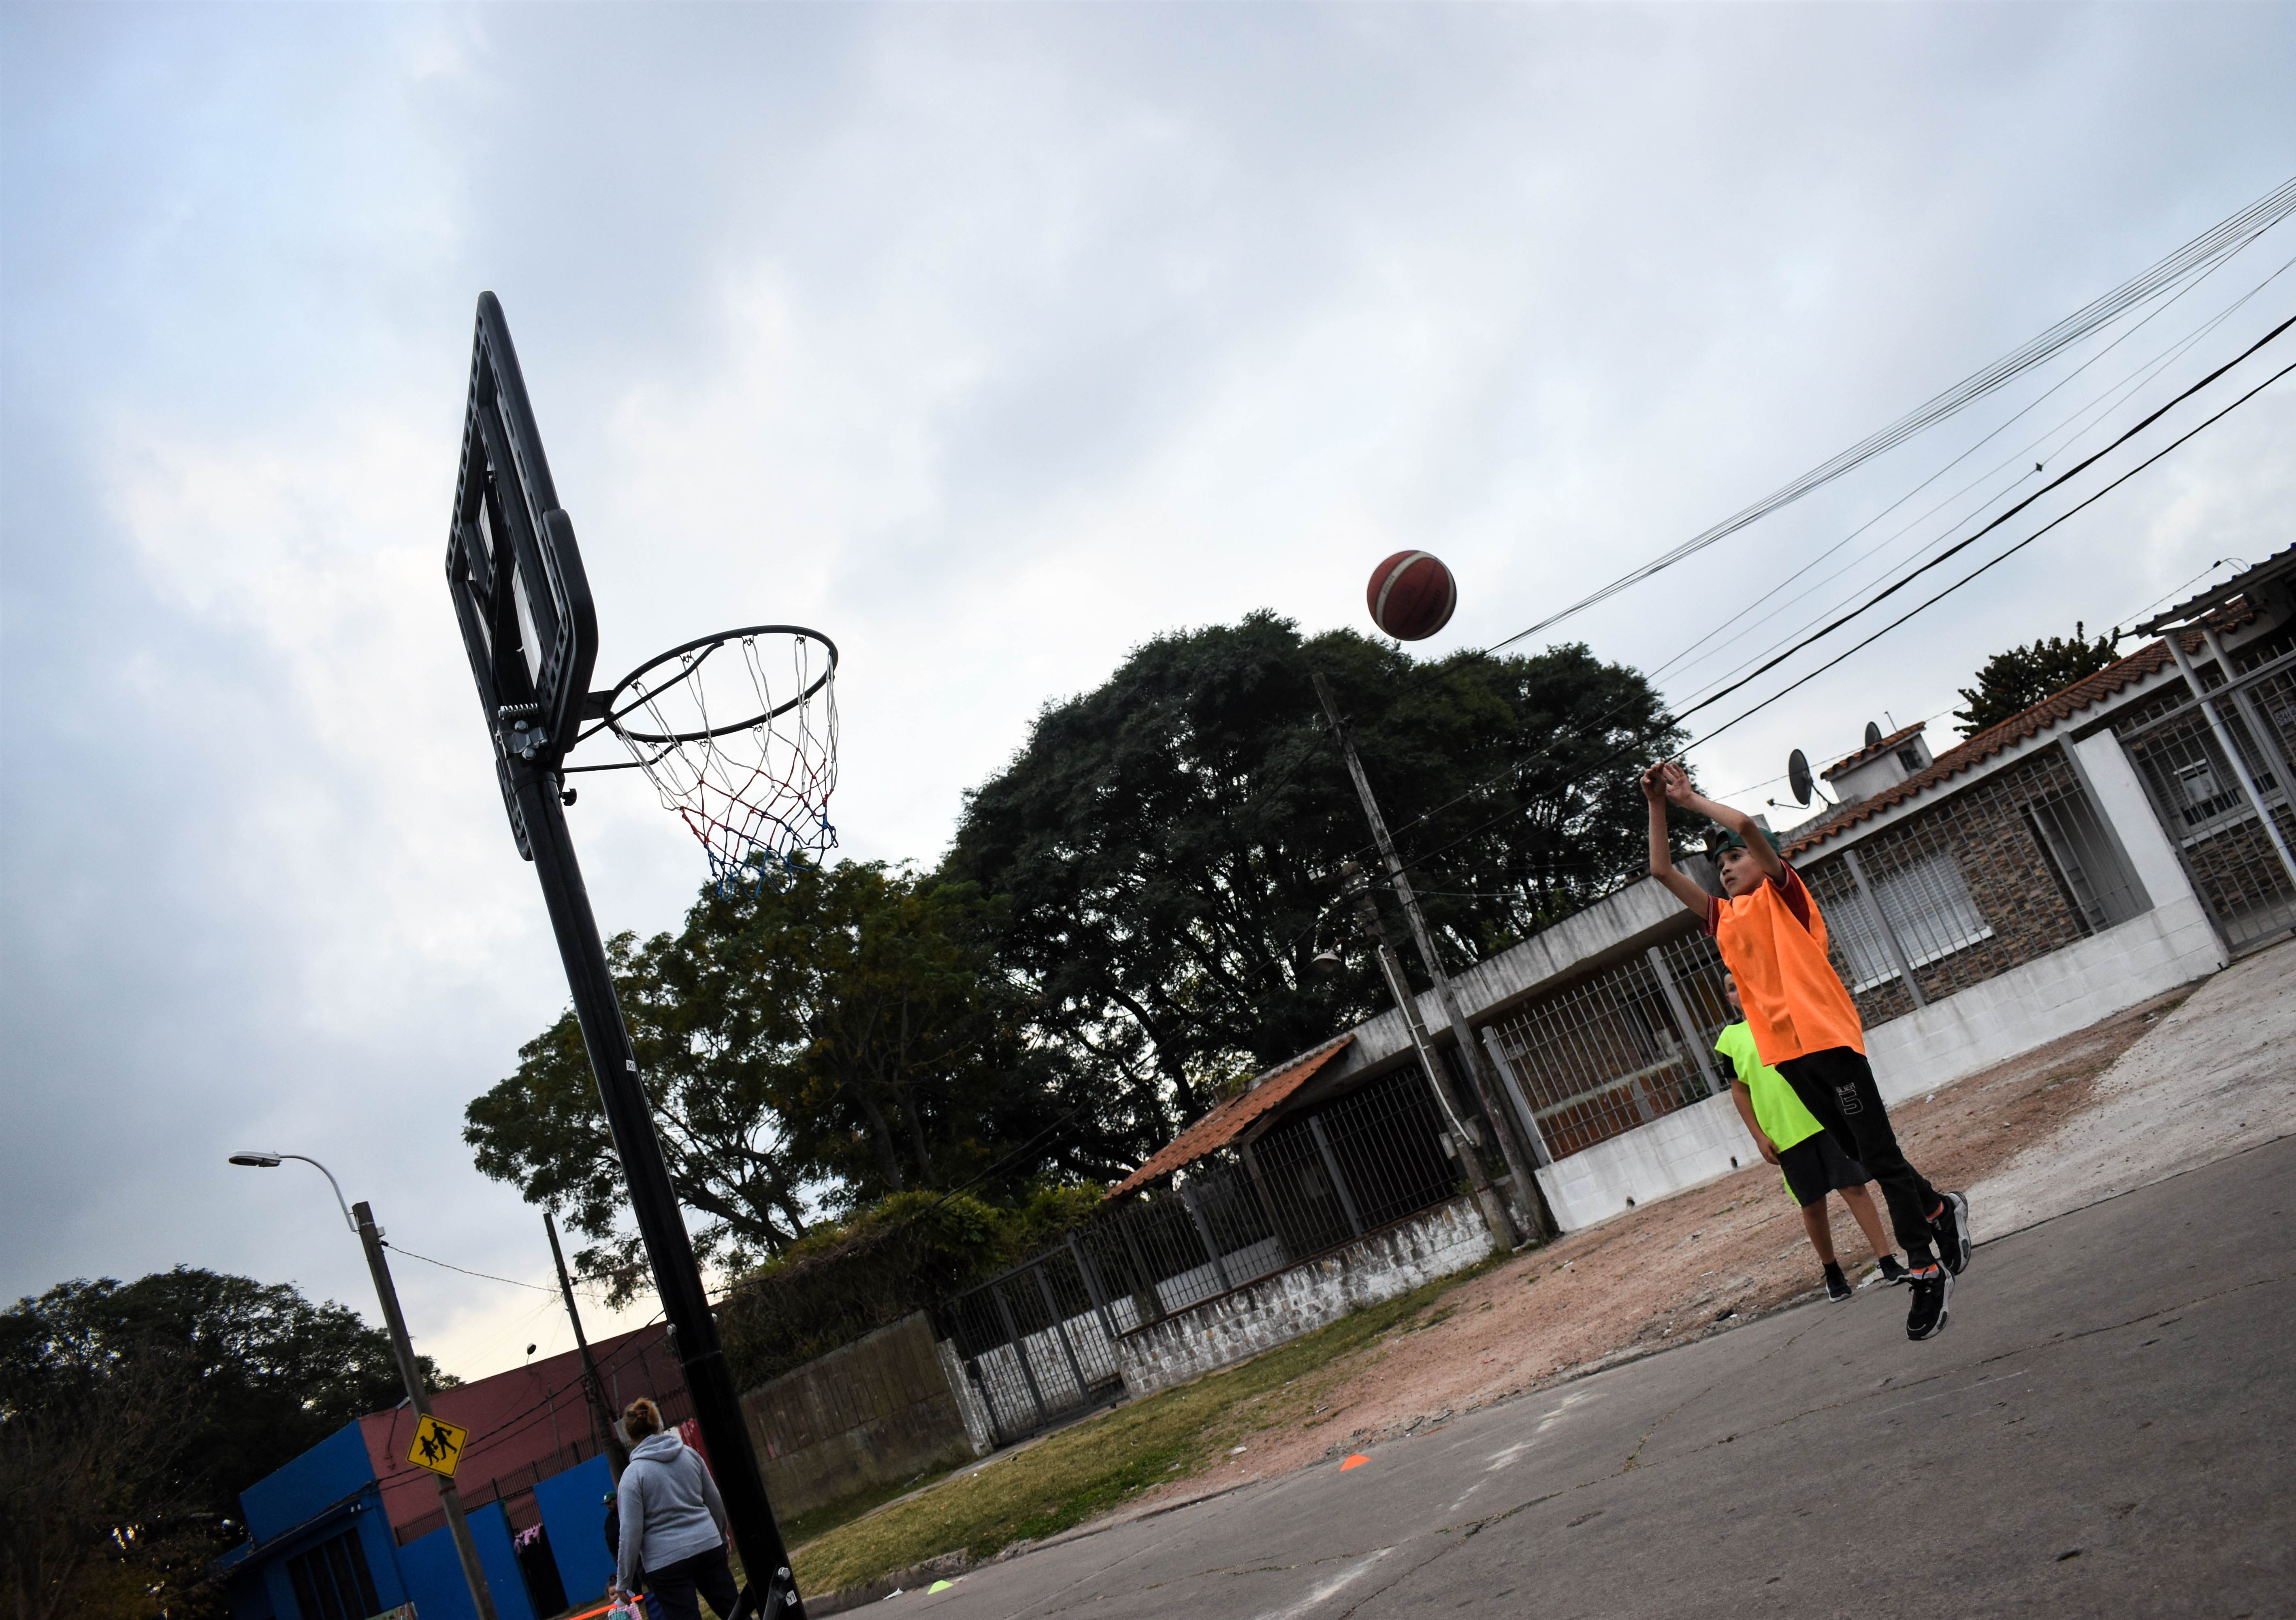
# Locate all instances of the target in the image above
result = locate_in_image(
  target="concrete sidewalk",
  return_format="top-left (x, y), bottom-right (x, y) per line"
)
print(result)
top-left (1972, 937), bottom-right (2295, 1242)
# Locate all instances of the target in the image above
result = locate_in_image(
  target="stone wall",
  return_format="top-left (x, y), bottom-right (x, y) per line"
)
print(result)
top-left (1113, 1196), bottom-right (1497, 1397)
top-left (738, 1311), bottom-right (986, 1519)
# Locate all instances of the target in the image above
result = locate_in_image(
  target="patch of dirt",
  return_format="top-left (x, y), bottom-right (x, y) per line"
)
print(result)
top-left (1158, 984), bottom-right (2194, 1491)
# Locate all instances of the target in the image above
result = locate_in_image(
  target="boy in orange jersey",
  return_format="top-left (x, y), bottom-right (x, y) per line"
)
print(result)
top-left (1642, 761), bottom-right (1969, 1340)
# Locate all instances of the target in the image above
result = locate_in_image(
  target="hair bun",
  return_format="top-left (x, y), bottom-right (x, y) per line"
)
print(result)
top-left (621, 1396), bottom-right (664, 1440)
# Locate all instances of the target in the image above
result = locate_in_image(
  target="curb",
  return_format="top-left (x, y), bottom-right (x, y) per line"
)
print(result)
top-left (805, 1552), bottom-right (969, 1617)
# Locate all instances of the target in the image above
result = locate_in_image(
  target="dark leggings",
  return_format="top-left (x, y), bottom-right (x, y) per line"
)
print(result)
top-left (1775, 1046), bottom-right (1940, 1268)
top-left (643, 1546), bottom-right (740, 1620)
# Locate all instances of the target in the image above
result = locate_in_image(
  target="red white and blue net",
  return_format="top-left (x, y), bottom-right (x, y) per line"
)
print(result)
top-left (606, 631), bottom-right (838, 888)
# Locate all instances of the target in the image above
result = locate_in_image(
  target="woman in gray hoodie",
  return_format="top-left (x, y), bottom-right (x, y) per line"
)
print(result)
top-left (609, 1398), bottom-right (737, 1620)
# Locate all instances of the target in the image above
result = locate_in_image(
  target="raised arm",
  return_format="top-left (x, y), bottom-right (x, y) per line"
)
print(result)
top-left (1654, 762), bottom-right (1784, 882)
top-left (1642, 762), bottom-right (1715, 915)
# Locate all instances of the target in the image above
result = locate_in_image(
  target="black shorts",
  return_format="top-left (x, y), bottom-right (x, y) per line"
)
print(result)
top-left (1776, 1131), bottom-right (1871, 1208)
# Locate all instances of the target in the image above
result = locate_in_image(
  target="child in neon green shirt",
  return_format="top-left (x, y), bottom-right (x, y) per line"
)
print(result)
top-left (1719, 973), bottom-right (1905, 1300)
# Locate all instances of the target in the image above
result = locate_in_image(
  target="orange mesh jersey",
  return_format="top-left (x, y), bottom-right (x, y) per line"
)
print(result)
top-left (1705, 865), bottom-right (1865, 1064)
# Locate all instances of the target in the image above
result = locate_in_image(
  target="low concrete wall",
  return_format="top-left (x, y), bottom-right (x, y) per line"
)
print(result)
top-left (739, 1311), bottom-right (986, 1519)
top-left (1533, 898), bottom-right (2227, 1231)
top-left (1535, 1091), bottom-right (1751, 1232)
top-left (1863, 894), bottom-right (2224, 1105)
top-left (1114, 1196), bottom-right (1497, 1397)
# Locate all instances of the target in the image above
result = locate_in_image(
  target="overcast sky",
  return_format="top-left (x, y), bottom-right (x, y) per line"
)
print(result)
top-left (5, 3), bottom-right (2293, 1386)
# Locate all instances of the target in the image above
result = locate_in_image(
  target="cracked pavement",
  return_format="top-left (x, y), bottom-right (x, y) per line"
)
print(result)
top-left (863, 1131), bottom-right (2294, 1617)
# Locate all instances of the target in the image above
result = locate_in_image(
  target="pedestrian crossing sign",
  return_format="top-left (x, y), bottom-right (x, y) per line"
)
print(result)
top-left (407, 1414), bottom-right (468, 1477)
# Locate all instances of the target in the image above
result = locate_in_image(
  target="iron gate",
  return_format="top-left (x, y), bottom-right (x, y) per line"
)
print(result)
top-left (2113, 642), bottom-right (2296, 957)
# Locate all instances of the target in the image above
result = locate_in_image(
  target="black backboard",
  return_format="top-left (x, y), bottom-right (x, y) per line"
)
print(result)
top-left (444, 294), bottom-right (598, 854)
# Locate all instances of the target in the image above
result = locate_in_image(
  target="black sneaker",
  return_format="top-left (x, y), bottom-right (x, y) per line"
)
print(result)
top-left (1930, 1191), bottom-right (1972, 1275)
top-left (1824, 1262), bottom-right (1853, 1302)
top-left (1905, 1264), bottom-right (1952, 1341)
top-left (1861, 1255), bottom-right (1908, 1289)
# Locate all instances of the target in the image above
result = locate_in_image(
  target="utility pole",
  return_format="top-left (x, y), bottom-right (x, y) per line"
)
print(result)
top-left (508, 775), bottom-right (801, 1618)
top-left (1313, 672), bottom-right (1551, 1240)
top-left (546, 1211), bottom-right (629, 1479)
top-left (352, 1201), bottom-right (500, 1620)
top-left (1339, 865), bottom-right (1519, 1249)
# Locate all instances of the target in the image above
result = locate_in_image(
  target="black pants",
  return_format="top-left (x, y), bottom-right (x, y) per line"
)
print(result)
top-left (1775, 1046), bottom-right (1940, 1267)
top-left (644, 1546), bottom-right (739, 1620)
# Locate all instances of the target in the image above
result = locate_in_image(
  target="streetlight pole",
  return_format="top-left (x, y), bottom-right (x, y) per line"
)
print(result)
top-left (1337, 865), bottom-right (1518, 1251)
top-left (1312, 673), bottom-right (1551, 1240)
top-left (227, 1155), bottom-right (498, 1620)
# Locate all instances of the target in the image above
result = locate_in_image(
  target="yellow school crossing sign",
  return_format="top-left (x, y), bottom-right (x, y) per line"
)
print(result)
top-left (407, 1414), bottom-right (468, 1477)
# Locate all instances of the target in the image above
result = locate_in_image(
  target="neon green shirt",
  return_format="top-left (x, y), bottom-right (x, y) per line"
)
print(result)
top-left (1715, 1021), bottom-right (1823, 1152)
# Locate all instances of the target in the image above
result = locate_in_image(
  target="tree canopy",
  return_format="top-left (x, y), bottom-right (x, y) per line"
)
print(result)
top-left (944, 613), bottom-right (1679, 1126)
top-left (1953, 622), bottom-right (2123, 737)
top-left (466, 862), bottom-right (1152, 1298)
top-left (0, 1267), bottom-right (451, 1620)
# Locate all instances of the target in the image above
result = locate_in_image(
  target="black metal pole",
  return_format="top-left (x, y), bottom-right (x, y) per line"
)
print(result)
top-left (546, 1211), bottom-right (630, 1480)
top-left (509, 763), bottom-right (801, 1619)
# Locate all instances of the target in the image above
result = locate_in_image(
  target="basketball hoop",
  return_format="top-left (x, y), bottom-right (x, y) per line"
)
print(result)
top-left (570, 625), bottom-right (839, 888)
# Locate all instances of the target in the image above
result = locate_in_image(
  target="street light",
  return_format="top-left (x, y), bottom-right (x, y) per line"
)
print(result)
top-left (228, 1152), bottom-right (499, 1620)
top-left (228, 1151), bottom-right (355, 1230)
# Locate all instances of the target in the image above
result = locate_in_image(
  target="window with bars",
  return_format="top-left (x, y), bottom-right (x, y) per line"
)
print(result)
top-left (285, 1528), bottom-right (381, 1620)
top-left (1797, 744), bottom-right (2147, 1022)
top-left (1483, 932), bottom-right (1725, 1161)
top-left (1826, 854), bottom-right (1993, 991)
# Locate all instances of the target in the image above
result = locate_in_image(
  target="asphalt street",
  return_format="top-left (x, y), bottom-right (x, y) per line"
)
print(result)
top-left (895, 1133), bottom-right (2295, 1619)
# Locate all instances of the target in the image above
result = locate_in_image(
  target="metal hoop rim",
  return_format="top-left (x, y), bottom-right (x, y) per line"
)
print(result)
top-left (584, 624), bottom-right (839, 748)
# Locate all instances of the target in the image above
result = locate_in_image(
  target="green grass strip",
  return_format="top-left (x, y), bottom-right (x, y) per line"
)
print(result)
top-left (791, 1257), bottom-right (1504, 1597)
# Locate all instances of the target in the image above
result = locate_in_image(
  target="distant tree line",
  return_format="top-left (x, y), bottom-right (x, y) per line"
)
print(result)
top-left (465, 613), bottom-right (1678, 1336)
top-left (0, 1268), bottom-right (451, 1620)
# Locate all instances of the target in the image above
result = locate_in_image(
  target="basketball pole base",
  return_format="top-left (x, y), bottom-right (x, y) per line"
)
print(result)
top-left (510, 758), bottom-right (806, 1620)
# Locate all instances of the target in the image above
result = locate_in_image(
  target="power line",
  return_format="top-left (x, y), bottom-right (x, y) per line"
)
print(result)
top-left (1318, 247), bottom-right (2296, 880)
top-left (1666, 313), bottom-right (2295, 734)
top-left (388, 1241), bottom-right (617, 1301)
top-left (1678, 355), bottom-right (2296, 755)
top-left (1381, 347), bottom-right (2291, 884)
top-left (1653, 247), bottom-right (2296, 712)
top-left (1470, 173), bottom-right (2296, 658)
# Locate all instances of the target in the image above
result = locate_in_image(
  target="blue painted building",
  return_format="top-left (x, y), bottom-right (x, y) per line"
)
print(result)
top-left (215, 1421), bottom-right (574, 1620)
top-left (216, 1326), bottom-right (689, 1620)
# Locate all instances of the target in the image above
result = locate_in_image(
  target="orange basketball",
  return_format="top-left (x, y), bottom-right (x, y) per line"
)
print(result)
top-left (1366, 550), bottom-right (1457, 641)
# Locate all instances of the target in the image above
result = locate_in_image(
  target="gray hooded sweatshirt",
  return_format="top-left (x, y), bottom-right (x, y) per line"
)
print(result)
top-left (615, 1430), bottom-right (728, 1590)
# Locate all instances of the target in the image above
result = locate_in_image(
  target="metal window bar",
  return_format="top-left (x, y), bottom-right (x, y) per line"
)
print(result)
top-left (1797, 745), bottom-right (2146, 1023)
top-left (2114, 678), bottom-right (2296, 955)
top-left (937, 1063), bottom-right (1469, 1446)
top-left (1483, 933), bottom-right (1722, 1161)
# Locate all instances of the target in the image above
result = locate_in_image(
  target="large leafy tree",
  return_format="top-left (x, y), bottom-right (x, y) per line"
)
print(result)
top-left (943, 613), bottom-right (1678, 1126)
top-left (1953, 622), bottom-right (2123, 737)
top-left (466, 863), bottom-right (1151, 1298)
top-left (0, 1268), bottom-right (452, 1620)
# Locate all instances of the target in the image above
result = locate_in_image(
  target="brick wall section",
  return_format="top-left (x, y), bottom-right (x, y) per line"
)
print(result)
top-left (1799, 749), bottom-right (2094, 1027)
top-left (1113, 1195), bottom-right (1497, 1398)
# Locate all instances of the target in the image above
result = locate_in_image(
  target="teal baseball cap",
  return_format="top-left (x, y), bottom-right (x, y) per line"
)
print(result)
top-left (1708, 824), bottom-right (1785, 858)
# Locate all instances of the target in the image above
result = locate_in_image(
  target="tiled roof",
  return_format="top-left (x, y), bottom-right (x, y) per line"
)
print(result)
top-left (1821, 720), bottom-right (1927, 781)
top-left (1780, 615), bottom-right (2243, 858)
top-left (1107, 1036), bottom-right (1354, 1199)
top-left (2135, 542), bottom-right (2296, 634)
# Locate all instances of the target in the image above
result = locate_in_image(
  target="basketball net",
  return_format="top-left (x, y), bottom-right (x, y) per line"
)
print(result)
top-left (607, 633), bottom-right (838, 889)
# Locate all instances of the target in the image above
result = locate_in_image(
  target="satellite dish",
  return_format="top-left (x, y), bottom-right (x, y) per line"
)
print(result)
top-left (1788, 749), bottom-right (1813, 807)
top-left (1864, 720), bottom-right (1884, 750)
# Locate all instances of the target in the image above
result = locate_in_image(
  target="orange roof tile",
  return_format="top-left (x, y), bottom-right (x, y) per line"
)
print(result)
top-left (1780, 614), bottom-right (2244, 858)
top-left (1107, 1036), bottom-right (1354, 1199)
